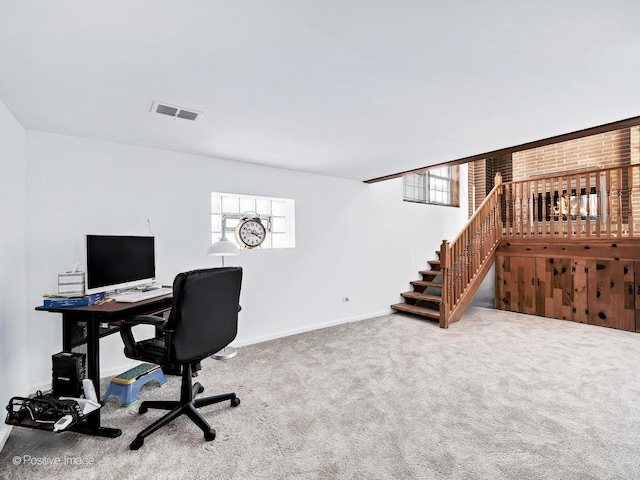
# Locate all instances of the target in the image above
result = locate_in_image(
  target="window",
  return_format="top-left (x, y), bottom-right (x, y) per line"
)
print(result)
top-left (211, 192), bottom-right (295, 249)
top-left (403, 166), bottom-right (459, 206)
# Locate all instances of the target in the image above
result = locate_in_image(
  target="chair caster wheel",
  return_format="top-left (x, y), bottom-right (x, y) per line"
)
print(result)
top-left (197, 385), bottom-right (205, 394)
top-left (231, 397), bottom-right (241, 407)
top-left (204, 429), bottom-right (216, 441)
top-left (130, 438), bottom-right (144, 450)
top-left (139, 405), bottom-right (148, 414)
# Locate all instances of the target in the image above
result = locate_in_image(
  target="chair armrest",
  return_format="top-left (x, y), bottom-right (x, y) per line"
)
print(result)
top-left (120, 315), bottom-right (174, 358)
top-left (121, 315), bottom-right (171, 330)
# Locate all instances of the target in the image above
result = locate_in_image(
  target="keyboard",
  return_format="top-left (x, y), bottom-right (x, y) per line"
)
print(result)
top-left (111, 287), bottom-right (172, 303)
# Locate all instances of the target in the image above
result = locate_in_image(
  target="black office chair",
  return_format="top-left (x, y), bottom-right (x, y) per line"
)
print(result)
top-left (119, 267), bottom-right (242, 450)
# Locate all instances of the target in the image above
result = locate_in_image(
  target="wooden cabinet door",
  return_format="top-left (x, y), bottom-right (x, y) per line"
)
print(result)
top-left (636, 262), bottom-right (640, 333)
top-left (587, 260), bottom-right (635, 331)
top-left (536, 258), bottom-right (587, 323)
top-left (495, 256), bottom-right (536, 314)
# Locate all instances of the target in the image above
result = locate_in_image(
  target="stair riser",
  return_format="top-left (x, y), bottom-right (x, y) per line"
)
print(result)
top-left (393, 256), bottom-right (444, 321)
top-left (391, 303), bottom-right (440, 320)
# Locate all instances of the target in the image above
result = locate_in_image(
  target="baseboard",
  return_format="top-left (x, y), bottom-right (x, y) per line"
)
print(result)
top-left (232, 309), bottom-right (394, 348)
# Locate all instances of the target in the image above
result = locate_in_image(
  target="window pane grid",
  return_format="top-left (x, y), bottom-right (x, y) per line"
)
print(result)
top-left (403, 167), bottom-right (456, 206)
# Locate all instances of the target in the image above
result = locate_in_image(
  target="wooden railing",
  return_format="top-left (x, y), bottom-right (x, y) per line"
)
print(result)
top-left (502, 164), bottom-right (639, 240)
top-left (438, 164), bottom-right (639, 328)
top-left (439, 173), bottom-right (503, 328)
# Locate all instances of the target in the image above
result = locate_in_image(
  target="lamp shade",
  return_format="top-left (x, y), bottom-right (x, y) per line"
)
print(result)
top-left (207, 238), bottom-right (240, 256)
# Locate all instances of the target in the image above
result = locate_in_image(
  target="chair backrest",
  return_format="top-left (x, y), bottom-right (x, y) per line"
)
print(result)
top-left (167, 267), bottom-right (242, 364)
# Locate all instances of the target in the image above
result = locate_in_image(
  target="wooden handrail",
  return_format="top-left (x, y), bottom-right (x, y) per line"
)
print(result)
top-left (451, 172), bottom-right (503, 246)
top-left (439, 173), bottom-right (503, 328)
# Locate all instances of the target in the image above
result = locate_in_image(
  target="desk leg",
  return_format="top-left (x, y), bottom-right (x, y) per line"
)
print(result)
top-left (61, 314), bottom-right (122, 438)
top-left (61, 316), bottom-right (73, 352)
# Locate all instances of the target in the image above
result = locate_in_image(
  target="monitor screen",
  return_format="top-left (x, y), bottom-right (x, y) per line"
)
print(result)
top-left (85, 235), bottom-right (156, 294)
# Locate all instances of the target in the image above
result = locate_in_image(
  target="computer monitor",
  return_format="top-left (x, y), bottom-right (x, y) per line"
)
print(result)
top-left (85, 235), bottom-right (156, 295)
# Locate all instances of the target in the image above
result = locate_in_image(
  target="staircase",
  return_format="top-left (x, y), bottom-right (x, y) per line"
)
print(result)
top-left (391, 256), bottom-right (443, 322)
top-left (391, 163), bottom-right (640, 328)
top-left (392, 173), bottom-right (504, 328)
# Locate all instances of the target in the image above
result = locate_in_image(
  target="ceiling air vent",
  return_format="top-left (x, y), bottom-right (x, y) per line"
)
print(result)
top-left (151, 101), bottom-right (202, 122)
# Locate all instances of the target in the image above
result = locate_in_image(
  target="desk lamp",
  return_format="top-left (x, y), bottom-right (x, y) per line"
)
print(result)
top-left (207, 215), bottom-right (240, 266)
top-left (207, 215), bottom-right (240, 359)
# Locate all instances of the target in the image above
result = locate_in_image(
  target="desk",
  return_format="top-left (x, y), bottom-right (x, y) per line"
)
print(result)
top-left (35, 294), bottom-right (173, 438)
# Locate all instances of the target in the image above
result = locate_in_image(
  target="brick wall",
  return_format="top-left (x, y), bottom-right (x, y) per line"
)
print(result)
top-left (490, 154), bottom-right (512, 184)
top-left (512, 129), bottom-right (631, 181)
top-left (468, 155), bottom-right (512, 217)
top-left (509, 126), bottom-right (639, 234)
top-left (467, 128), bottom-right (638, 226)
top-left (469, 159), bottom-right (486, 216)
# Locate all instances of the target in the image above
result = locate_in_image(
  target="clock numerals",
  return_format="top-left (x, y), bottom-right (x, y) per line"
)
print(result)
top-left (236, 219), bottom-right (266, 248)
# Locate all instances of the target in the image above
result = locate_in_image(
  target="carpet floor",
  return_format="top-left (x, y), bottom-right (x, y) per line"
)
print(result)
top-left (2, 307), bottom-right (640, 479)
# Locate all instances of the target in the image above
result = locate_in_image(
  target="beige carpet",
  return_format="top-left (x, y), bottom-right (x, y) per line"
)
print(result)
top-left (2, 307), bottom-right (640, 479)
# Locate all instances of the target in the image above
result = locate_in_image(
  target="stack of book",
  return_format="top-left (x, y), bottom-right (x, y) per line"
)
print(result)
top-left (42, 292), bottom-right (105, 308)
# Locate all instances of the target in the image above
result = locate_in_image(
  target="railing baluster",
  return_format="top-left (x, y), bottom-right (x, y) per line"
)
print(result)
top-left (550, 177), bottom-right (556, 238)
top-left (585, 173), bottom-right (591, 236)
top-left (629, 166), bottom-right (635, 238)
top-left (572, 174), bottom-right (579, 237)
top-left (504, 184), bottom-right (513, 238)
top-left (606, 170), bottom-right (612, 237)
top-left (518, 182), bottom-right (524, 238)
top-left (558, 175), bottom-right (565, 238)
top-left (532, 180), bottom-right (537, 237)
top-left (596, 172), bottom-right (603, 237)
top-left (616, 168), bottom-right (623, 237)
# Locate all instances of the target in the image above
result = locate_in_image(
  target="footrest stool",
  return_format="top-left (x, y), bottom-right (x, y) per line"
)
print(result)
top-left (104, 363), bottom-right (166, 407)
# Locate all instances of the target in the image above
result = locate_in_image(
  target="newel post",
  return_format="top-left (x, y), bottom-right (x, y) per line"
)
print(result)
top-left (495, 172), bottom-right (503, 236)
top-left (439, 239), bottom-right (449, 329)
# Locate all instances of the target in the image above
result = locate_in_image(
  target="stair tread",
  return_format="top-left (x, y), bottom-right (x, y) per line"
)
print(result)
top-left (401, 292), bottom-right (442, 303)
top-left (410, 280), bottom-right (442, 288)
top-left (428, 259), bottom-right (441, 265)
top-left (391, 303), bottom-right (440, 319)
top-left (419, 269), bottom-right (443, 276)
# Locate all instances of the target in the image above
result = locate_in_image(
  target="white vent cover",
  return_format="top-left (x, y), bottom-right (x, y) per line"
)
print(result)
top-left (151, 101), bottom-right (202, 121)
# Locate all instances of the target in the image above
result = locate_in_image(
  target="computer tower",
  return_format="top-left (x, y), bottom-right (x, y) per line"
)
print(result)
top-left (51, 352), bottom-right (86, 398)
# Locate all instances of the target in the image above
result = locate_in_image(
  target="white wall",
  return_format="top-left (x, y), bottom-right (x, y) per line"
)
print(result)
top-left (0, 100), bottom-right (28, 450)
top-left (23, 131), bottom-right (468, 390)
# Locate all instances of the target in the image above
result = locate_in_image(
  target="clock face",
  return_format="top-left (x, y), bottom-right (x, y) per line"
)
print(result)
top-left (236, 219), bottom-right (266, 248)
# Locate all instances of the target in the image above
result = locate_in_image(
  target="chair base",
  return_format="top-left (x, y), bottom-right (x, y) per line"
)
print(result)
top-left (129, 364), bottom-right (240, 450)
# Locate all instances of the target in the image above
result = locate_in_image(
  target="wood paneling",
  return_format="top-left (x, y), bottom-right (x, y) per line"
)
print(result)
top-left (536, 258), bottom-right (587, 323)
top-left (587, 260), bottom-right (636, 331)
top-left (496, 256), bottom-right (536, 314)
top-left (636, 262), bottom-right (640, 333)
top-left (495, 239), bottom-right (640, 262)
top-left (496, 253), bottom-right (637, 332)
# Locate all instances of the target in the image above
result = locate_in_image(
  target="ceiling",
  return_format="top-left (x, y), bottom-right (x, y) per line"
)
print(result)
top-left (0, 1), bottom-right (639, 182)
